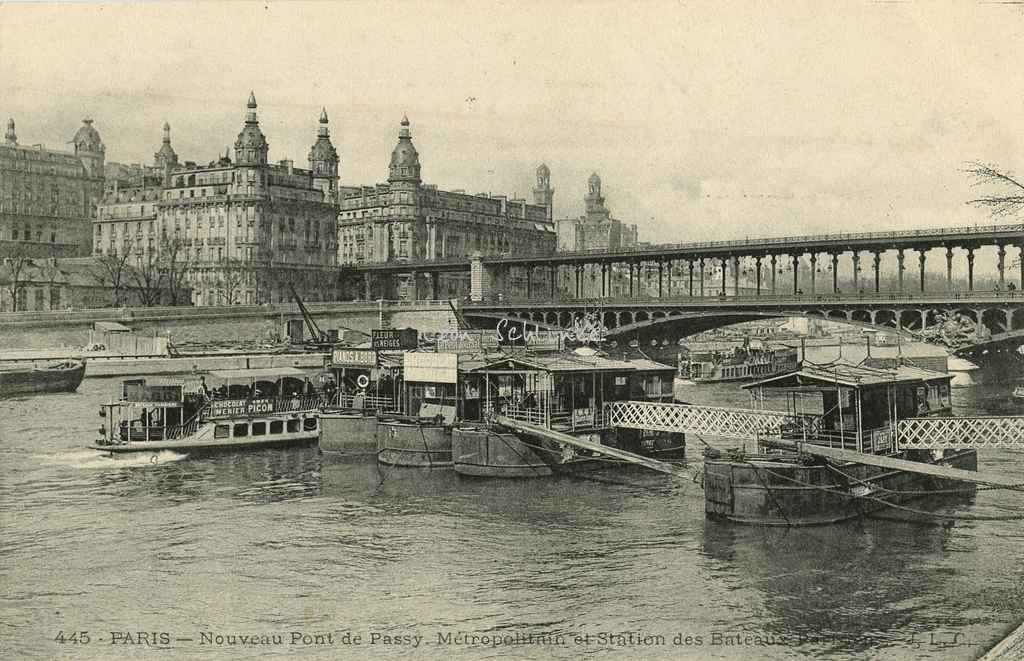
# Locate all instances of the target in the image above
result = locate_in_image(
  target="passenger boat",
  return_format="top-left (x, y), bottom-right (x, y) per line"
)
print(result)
top-left (452, 350), bottom-right (685, 478)
top-left (90, 367), bottom-right (327, 454)
top-left (704, 362), bottom-right (976, 526)
top-left (0, 359), bottom-right (86, 397)
top-left (680, 339), bottom-right (798, 383)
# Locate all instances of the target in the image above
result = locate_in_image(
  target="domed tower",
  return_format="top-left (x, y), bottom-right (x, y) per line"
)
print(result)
top-left (584, 172), bottom-right (606, 215)
top-left (233, 91), bottom-right (269, 166)
top-left (532, 163), bottom-right (554, 222)
top-left (4, 118), bottom-right (16, 146)
top-left (154, 122), bottom-right (179, 170)
top-left (308, 108), bottom-right (339, 202)
top-left (387, 115), bottom-right (421, 185)
top-left (73, 118), bottom-right (105, 177)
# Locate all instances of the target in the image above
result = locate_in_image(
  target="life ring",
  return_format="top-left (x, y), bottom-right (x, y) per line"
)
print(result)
top-left (356, 374), bottom-right (370, 389)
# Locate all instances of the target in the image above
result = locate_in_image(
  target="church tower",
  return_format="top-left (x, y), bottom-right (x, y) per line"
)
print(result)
top-left (584, 172), bottom-right (610, 221)
top-left (4, 118), bottom-right (16, 146)
top-left (234, 91), bottom-right (269, 166)
top-left (308, 108), bottom-right (339, 203)
top-left (532, 163), bottom-right (554, 222)
top-left (73, 118), bottom-right (105, 178)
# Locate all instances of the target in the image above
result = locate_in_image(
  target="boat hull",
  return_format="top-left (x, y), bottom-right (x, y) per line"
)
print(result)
top-left (90, 433), bottom-right (319, 454)
top-left (452, 426), bottom-right (553, 477)
top-left (320, 410), bottom-right (378, 455)
top-left (704, 449), bottom-right (978, 526)
top-left (376, 419), bottom-right (452, 467)
top-left (91, 413), bottom-right (321, 454)
top-left (0, 361), bottom-right (85, 397)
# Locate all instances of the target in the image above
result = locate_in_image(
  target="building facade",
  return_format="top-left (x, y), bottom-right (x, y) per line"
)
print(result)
top-left (337, 118), bottom-right (556, 298)
top-left (0, 118), bottom-right (106, 259)
top-left (95, 94), bottom-right (341, 306)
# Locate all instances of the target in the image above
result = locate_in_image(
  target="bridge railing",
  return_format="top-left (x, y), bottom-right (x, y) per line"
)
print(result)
top-left (896, 416), bottom-right (1024, 450)
top-left (549, 223), bottom-right (1024, 259)
top-left (470, 290), bottom-right (1021, 306)
top-left (606, 400), bottom-right (819, 441)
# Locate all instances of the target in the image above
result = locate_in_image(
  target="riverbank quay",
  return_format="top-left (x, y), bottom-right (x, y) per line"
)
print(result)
top-left (0, 351), bottom-right (328, 378)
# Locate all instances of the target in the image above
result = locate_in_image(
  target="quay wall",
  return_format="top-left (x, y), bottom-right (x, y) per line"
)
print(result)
top-left (0, 305), bottom-right (457, 351)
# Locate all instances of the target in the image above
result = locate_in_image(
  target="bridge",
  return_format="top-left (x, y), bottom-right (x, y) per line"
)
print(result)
top-left (338, 223), bottom-right (1024, 357)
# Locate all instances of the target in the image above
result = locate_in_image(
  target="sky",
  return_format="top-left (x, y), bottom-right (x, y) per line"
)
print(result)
top-left (3, 1), bottom-right (1024, 245)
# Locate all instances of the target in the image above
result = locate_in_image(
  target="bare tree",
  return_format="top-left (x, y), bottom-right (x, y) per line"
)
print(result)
top-left (0, 244), bottom-right (37, 312)
top-left (130, 246), bottom-right (167, 307)
top-left (158, 237), bottom-right (193, 306)
top-left (965, 161), bottom-right (1024, 219)
top-left (214, 257), bottom-right (247, 305)
top-left (92, 239), bottom-right (136, 307)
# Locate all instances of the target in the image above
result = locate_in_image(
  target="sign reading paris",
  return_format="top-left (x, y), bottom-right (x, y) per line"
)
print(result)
top-left (372, 329), bottom-right (418, 351)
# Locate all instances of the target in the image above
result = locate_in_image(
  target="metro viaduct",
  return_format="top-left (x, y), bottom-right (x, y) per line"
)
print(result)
top-left (342, 223), bottom-right (1024, 300)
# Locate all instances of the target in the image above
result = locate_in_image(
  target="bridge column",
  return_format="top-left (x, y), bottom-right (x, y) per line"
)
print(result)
top-left (575, 265), bottom-right (582, 298)
top-left (721, 258), bottom-right (727, 296)
top-left (918, 250), bottom-right (926, 292)
top-left (997, 244), bottom-right (1006, 289)
top-left (919, 308), bottom-right (928, 331)
top-left (894, 309), bottom-right (903, 331)
top-left (698, 258), bottom-right (705, 297)
top-left (688, 260), bottom-right (694, 297)
top-left (666, 260), bottom-right (672, 296)
top-left (628, 263), bottom-right (634, 298)
top-left (792, 254), bottom-right (800, 295)
top-left (852, 251), bottom-right (860, 292)
top-left (945, 247), bottom-right (953, 292)
top-left (731, 255), bottom-right (739, 296)
top-left (896, 249), bottom-right (905, 292)
top-left (872, 251), bottom-right (881, 293)
top-left (658, 261), bottom-right (664, 298)
top-left (755, 256), bottom-right (763, 296)
top-left (831, 252), bottom-right (839, 293)
top-left (770, 254), bottom-right (777, 294)
top-left (966, 248), bottom-right (975, 291)
top-left (363, 273), bottom-right (372, 300)
top-left (809, 253), bottom-right (817, 295)
top-left (601, 263), bottom-right (607, 297)
top-left (1006, 308), bottom-right (1015, 332)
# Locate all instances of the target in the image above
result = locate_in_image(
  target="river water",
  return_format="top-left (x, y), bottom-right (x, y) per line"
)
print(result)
top-left (1, 375), bottom-right (1023, 661)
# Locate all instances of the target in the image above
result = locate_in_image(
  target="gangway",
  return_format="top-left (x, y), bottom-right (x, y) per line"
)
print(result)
top-left (897, 417), bottom-right (1024, 450)
top-left (494, 416), bottom-right (695, 479)
top-left (606, 400), bottom-right (812, 440)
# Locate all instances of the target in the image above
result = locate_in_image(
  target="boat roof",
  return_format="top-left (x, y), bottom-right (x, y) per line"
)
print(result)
top-left (472, 353), bottom-right (662, 374)
top-left (743, 361), bottom-right (950, 390)
top-left (206, 367), bottom-right (317, 382)
top-left (94, 321), bottom-right (132, 333)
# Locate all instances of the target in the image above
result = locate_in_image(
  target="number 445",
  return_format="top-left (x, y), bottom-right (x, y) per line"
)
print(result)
top-left (54, 631), bottom-right (91, 644)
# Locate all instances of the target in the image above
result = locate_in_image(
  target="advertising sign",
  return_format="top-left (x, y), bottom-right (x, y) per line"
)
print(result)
top-left (331, 348), bottom-right (377, 368)
top-left (372, 328), bottom-right (418, 350)
top-left (404, 352), bottom-right (458, 384)
top-left (208, 399), bottom-right (278, 418)
top-left (572, 407), bottom-right (595, 427)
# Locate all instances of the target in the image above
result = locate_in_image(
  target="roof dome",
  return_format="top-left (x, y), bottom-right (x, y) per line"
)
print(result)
top-left (588, 172), bottom-right (601, 187)
top-left (388, 115), bottom-right (421, 184)
top-left (234, 92), bottom-right (268, 165)
top-left (154, 121), bottom-right (178, 167)
top-left (308, 108), bottom-right (338, 167)
top-left (73, 118), bottom-right (104, 154)
top-left (537, 163), bottom-right (550, 177)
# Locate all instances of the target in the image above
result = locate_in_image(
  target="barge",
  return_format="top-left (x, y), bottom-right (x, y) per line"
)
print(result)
top-left (0, 359), bottom-right (86, 397)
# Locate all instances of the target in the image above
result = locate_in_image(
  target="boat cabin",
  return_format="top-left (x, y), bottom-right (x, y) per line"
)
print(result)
top-left (327, 348), bottom-right (402, 412)
top-left (466, 350), bottom-right (676, 433)
top-left (744, 362), bottom-right (953, 454)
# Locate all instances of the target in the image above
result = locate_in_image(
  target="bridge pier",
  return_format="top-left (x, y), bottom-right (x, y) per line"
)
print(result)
top-left (688, 260), bottom-right (694, 297)
top-left (770, 254), bottom-right (777, 294)
top-left (809, 253), bottom-right (817, 295)
top-left (945, 247), bottom-right (954, 292)
top-left (731, 255), bottom-right (739, 297)
top-left (792, 254), bottom-right (800, 295)
top-left (897, 248), bottom-right (905, 292)
top-left (918, 250), bottom-right (926, 292)
top-left (997, 244), bottom-right (1006, 289)
top-left (852, 251), bottom-right (861, 292)
top-left (698, 258), bottom-right (705, 297)
top-left (872, 251), bottom-right (881, 293)
top-left (720, 258), bottom-right (727, 296)
top-left (755, 255), bottom-right (763, 295)
top-left (831, 252), bottom-right (839, 293)
top-left (967, 248), bottom-right (975, 291)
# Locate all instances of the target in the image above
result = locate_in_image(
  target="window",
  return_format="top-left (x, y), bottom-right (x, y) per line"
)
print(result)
top-left (233, 423), bottom-right (248, 437)
top-left (215, 425), bottom-right (230, 439)
top-left (270, 420), bottom-right (283, 434)
top-left (252, 422), bottom-right (266, 436)
top-left (286, 419), bottom-right (300, 433)
top-left (303, 417), bottom-right (318, 432)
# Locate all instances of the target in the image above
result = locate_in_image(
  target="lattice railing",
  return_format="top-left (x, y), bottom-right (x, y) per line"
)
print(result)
top-left (606, 401), bottom-right (816, 440)
top-left (897, 417), bottom-right (1024, 450)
